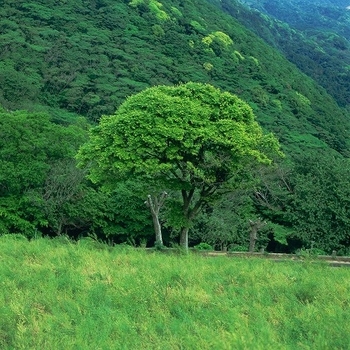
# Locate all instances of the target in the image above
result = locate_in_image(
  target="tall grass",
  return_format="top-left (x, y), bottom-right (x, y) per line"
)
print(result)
top-left (0, 234), bottom-right (349, 349)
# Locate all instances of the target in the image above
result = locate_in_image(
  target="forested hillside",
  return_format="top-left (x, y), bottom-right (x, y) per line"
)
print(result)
top-left (1, 0), bottom-right (350, 254)
top-left (225, 0), bottom-right (350, 109)
top-left (1, 0), bottom-right (349, 153)
top-left (239, 0), bottom-right (350, 34)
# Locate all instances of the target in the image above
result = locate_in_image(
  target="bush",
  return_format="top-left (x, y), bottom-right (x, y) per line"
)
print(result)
top-left (296, 248), bottom-right (327, 258)
top-left (194, 242), bottom-right (214, 251)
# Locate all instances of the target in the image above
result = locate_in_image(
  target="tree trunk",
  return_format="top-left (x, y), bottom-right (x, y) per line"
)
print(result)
top-left (146, 192), bottom-right (167, 246)
top-left (249, 219), bottom-right (266, 252)
top-left (180, 227), bottom-right (189, 250)
top-left (151, 211), bottom-right (163, 245)
top-left (249, 226), bottom-right (258, 252)
top-left (56, 219), bottom-right (63, 236)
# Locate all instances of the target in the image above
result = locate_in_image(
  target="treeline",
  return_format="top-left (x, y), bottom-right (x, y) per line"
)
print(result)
top-left (1, 107), bottom-right (350, 254)
top-left (0, 107), bottom-right (154, 242)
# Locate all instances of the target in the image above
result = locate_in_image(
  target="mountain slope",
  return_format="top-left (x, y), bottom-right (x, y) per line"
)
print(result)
top-left (221, 0), bottom-right (350, 109)
top-left (0, 0), bottom-right (349, 155)
top-left (239, 0), bottom-right (350, 35)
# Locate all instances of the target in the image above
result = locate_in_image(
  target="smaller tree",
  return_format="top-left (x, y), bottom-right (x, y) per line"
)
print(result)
top-left (38, 159), bottom-right (86, 235)
top-left (248, 218), bottom-right (266, 252)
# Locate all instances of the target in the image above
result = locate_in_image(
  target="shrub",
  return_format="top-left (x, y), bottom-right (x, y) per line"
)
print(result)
top-left (194, 242), bottom-right (214, 251)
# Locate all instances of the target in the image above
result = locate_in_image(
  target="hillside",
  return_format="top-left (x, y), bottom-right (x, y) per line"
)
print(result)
top-left (224, 0), bottom-right (350, 109)
top-left (1, 0), bottom-right (349, 155)
top-left (239, 0), bottom-right (350, 35)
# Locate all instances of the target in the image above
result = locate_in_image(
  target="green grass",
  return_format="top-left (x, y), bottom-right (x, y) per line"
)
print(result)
top-left (1, 235), bottom-right (350, 349)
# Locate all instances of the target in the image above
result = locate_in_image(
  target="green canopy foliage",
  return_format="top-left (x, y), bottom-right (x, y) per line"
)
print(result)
top-left (0, 109), bottom-right (113, 237)
top-left (77, 82), bottom-right (282, 247)
top-left (78, 83), bottom-right (281, 183)
top-left (226, 0), bottom-right (350, 109)
top-left (0, 0), bottom-right (349, 155)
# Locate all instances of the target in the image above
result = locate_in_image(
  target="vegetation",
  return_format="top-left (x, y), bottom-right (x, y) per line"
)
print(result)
top-left (1, 1), bottom-right (349, 345)
top-left (0, 108), bottom-right (92, 237)
top-left (77, 83), bottom-right (282, 248)
top-left (1, 235), bottom-right (350, 349)
top-left (0, 0), bottom-right (350, 253)
top-left (0, 0), bottom-right (349, 155)
top-left (227, 0), bottom-right (350, 109)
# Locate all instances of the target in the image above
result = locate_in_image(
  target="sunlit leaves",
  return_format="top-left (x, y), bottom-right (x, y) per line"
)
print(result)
top-left (78, 83), bottom-right (281, 187)
top-left (77, 83), bottom-right (282, 246)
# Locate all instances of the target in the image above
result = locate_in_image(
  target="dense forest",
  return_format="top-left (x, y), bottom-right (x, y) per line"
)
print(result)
top-left (1, 0), bottom-right (350, 254)
top-left (224, 0), bottom-right (350, 109)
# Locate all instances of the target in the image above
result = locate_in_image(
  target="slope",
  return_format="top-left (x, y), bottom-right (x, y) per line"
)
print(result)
top-left (0, 0), bottom-right (349, 155)
top-left (225, 0), bottom-right (350, 109)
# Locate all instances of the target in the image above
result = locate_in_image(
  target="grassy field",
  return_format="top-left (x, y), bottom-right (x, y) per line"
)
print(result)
top-left (0, 235), bottom-right (349, 349)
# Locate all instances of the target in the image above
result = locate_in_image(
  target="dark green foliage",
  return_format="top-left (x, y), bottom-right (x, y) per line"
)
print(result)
top-left (105, 180), bottom-right (154, 245)
top-left (226, 0), bottom-right (350, 109)
top-left (0, 109), bottom-right (114, 238)
top-left (288, 154), bottom-right (350, 254)
top-left (252, 154), bottom-right (350, 254)
top-left (0, 110), bottom-right (78, 235)
top-left (1, 0), bottom-right (349, 156)
top-left (193, 190), bottom-right (255, 251)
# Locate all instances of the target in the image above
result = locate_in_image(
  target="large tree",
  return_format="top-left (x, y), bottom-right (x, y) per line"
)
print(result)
top-left (77, 82), bottom-right (281, 248)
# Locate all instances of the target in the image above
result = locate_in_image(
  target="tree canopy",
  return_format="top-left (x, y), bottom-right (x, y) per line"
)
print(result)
top-left (0, 108), bottom-right (117, 238)
top-left (1, 0), bottom-right (349, 156)
top-left (0, 0), bottom-right (349, 253)
top-left (77, 82), bottom-right (282, 248)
